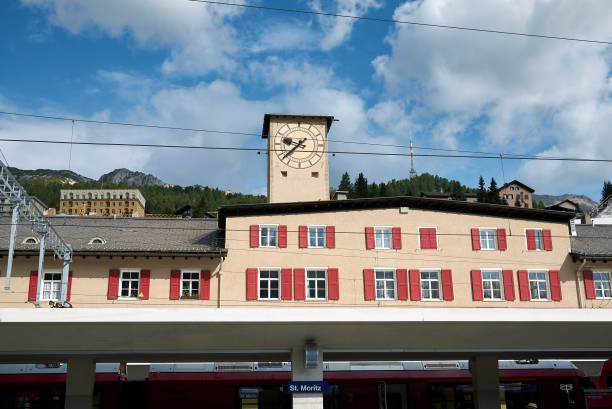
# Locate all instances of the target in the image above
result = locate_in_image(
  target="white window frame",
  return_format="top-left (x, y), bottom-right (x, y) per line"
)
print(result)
top-left (418, 226), bottom-right (439, 250)
top-left (374, 268), bottom-right (396, 300)
top-left (374, 226), bottom-right (392, 250)
top-left (480, 269), bottom-right (504, 301)
top-left (528, 269), bottom-right (550, 301)
top-left (259, 224), bottom-right (279, 248)
top-left (306, 267), bottom-right (328, 300)
top-left (478, 228), bottom-right (497, 251)
top-left (40, 271), bottom-right (62, 301)
top-left (419, 269), bottom-right (441, 301)
top-left (181, 270), bottom-right (200, 299)
top-left (257, 267), bottom-right (281, 300)
top-left (118, 269), bottom-right (140, 300)
top-left (524, 228), bottom-right (544, 251)
top-left (308, 225), bottom-right (327, 248)
top-left (592, 270), bottom-right (612, 299)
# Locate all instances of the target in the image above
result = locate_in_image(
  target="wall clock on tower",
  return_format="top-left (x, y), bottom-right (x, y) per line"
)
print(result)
top-left (273, 123), bottom-right (325, 169)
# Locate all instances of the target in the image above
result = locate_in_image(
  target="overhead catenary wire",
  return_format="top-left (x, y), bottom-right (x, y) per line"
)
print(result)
top-left (186, 0), bottom-right (612, 46)
top-left (0, 110), bottom-right (586, 160)
top-left (1, 137), bottom-right (612, 163)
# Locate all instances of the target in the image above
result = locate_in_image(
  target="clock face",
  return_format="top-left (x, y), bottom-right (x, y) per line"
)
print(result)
top-left (273, 123), bottom-right (325, 169)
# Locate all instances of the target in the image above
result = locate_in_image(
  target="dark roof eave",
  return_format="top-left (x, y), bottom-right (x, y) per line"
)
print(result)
top-left (0, 249), bottom-right (228, 257)
top-left (569, 251), bottom-right (612, 260)
top-left (218, 195), bottom-right (575, 228)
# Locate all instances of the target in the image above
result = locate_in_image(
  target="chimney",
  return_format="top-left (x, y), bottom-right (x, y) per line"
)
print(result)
top-left (334, 191), bottom-right (348, 201)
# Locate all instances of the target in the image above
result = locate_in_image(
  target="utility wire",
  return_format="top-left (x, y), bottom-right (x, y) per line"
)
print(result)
top-left (0, 110), bottom-right (572, 159)
top-left (1, 137), bottom-right (612, 163)
top-left (187, 0), bottom-right (612, 46)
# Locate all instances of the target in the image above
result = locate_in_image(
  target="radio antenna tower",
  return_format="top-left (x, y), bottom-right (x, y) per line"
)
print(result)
top-left (409, 134), bottom-right (417, 179)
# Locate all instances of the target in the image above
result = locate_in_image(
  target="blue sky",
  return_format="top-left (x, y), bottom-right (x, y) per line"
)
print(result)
top-left (1, 0), bottom-right (612, 200)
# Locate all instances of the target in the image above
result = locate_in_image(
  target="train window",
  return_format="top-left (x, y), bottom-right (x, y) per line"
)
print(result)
top-left (238, 386), bottom-right (289, 409)
top-left (607, 373), bottom-right (612, 389)
top-left (430, 382), bottom-right (539, 409)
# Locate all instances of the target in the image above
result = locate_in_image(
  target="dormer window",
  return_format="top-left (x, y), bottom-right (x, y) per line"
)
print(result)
top-left (23, 237), bottom-right (39, 244)
top-left (88, 237), bottom-right (106, 244)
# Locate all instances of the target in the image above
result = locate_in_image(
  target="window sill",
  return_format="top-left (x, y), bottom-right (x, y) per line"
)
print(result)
top-left (257, 298), bottom-right (281, 301)
top-left (482, 299), bottom-right (505, 302)
top-left (528, 299), bottom-right (551, 302)
top-left (117, 297), bottom-right (139, 301)
top-left (480, 248), bottom-right (497, 251)
top-left (420, 298), bottom-right (442, 302)
top-left (260, 246), bottom-right (279, 249)
top-left (595, 296), bottom-right (612, 300)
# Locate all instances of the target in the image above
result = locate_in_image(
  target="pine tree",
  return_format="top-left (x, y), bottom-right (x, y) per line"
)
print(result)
top-left (477, 176), bottom-right (487, 203)
top-left (488, 178), bottom-right (500, 204)
top-left (354, 173), bottom-right (368, 198)
top-left (338, 172), bottom-right (353, 194)
top-left (193, 196), bottom-right (208, 218)
top-left (601, 181), bottom-right (612, 202)
top-left (379, 182), bottom-right (387, 197)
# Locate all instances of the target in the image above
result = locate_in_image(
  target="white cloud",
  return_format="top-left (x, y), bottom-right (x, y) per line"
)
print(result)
top-left (373, 0), bottom-right (612, 194)
top-left (311, 0), bottom-right (382, 51)
top-left (21, 0), bottom-right (243, 75)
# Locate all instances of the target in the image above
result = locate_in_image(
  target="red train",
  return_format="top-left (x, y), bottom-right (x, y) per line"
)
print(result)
top-left (1, 359), bottom-right (609, 409)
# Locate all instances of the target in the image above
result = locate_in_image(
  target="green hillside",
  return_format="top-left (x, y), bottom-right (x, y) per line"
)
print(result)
top-left (21, 179), bottom-right (266, 216)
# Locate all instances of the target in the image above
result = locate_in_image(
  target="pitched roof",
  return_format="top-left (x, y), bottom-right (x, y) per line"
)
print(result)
top-left (570, 224), bottom-right (612, 259)
top-left (218, 195), bottom-right (575, 228)
top-left (500, 180), bottom-right (535, 192)
top-left (0, 216), bottom-right (225, 256)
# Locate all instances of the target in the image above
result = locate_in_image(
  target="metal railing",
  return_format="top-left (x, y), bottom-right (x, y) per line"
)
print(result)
top-left (0, 160), bottom-right (72, 305)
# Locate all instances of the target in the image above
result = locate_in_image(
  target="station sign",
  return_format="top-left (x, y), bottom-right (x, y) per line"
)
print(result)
top-left (287, 381), bottom-right (329, 394)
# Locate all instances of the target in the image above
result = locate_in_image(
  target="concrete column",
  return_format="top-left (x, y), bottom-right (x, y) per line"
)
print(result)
top-left (291, 344), bottom-right (324, 409)
top-left (65, 358), bottom-right (95, 409)
top-left (469, 356), bottom-right (500, 409)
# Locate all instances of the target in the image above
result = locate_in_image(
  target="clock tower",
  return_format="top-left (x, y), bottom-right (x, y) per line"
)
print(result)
top-left (262, 114), bottom-right (334, 203)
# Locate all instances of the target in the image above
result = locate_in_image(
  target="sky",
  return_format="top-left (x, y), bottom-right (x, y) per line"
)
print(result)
top-left (1, 0), bottom-right (612, 200)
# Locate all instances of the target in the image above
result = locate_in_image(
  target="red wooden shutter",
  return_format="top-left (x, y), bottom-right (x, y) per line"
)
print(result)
top-left (441, 269), bottom-right (453, 300)
top-left (299, 225), bottom-right (308, 248)
top-left (543, 229), bottom-right (553, 251)
top-left (107, 269), bottom-right (120, 300)
top-left (471, 270), bottom-right (483, 301)
top-left (497, 228), bottom-right (507, 251)
top-left (549, 270), bottom-right (562, 301)
top-left (363, 269), bottom-right (375, 300)
top-left (502, 270), bottom-right (515, 301)
top-left (66, 271), bottom-right (73, 302)
top-left (170, 270), bottom-right (181, 300)
top-left (396, 269), bottom-right (408, 300)
top-left (139, 270), bottom-right (150, 300)
top-left (526, 229), bottom-right (536, 250)
top-left (281, 268), bottom-right (292, 300)
top-left (471, 228), bottom-right (481, 250)
top-left (365, 227), bottom-right (375, 249)
top-left (409, 269), bottom-right (421, 301)
top-left (326, 226), bottom-right (336, 249)
top-left (250, 225), bottom-right (259, 248)
top-left (518, 270), bottom-right (530, 300)
top-left (246, 268), bottom-right (258, 300)
top-left (200, 270), bottom-right (211, 300)
top-left (328, 268), bottom-right (339, 300)
top-left (28, 271), bottom-right (38, 302)
top-left (583, 270), bottom-right (596, 299)
top-left (392, 227), bottom-right (402, 250)
top-left (278, 225), bottom-right (287, 248)
top-left (420, 228), bottom-right (437, 249)
top-left (294, 268), bottom-right (306, 300)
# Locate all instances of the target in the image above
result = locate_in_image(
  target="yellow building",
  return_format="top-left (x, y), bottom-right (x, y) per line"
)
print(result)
top-left (58, 189), bottom-right (145, 217)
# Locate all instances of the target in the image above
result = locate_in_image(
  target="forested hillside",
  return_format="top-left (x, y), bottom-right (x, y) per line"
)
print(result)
top-left (21, 179), bottom-right (266, 216)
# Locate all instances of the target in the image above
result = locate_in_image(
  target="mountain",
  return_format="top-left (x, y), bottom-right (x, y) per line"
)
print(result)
top-left (99, 168), bottom-right (170, 187)
top-left (8, 167), bottom-right (93, 184)
top-left (533, 194), bottom-right (598, 213)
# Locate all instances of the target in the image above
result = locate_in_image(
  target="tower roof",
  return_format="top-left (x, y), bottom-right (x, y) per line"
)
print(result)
top-left (261, 114), bottom-right (335, 139)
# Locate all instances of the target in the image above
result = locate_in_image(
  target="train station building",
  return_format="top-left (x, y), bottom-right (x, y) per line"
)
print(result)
top-left (1, 114), bottom-right (612, 409)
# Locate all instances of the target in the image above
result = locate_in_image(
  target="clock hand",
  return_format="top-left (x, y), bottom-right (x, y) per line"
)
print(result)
top-left (283, 138), bottom-right (307, 159)
top-left (282, 137), bottom-right (306, 148)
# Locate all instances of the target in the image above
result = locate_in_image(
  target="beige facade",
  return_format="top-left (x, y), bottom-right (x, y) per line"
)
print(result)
top-left (59, 189), bottom-right (145, 217)
top-left (2, 204), bottom-right (603, 310)
top-left (499, 180), bottom-right (534, 208)
top-left (265, 114), bottom-right (332, 203)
